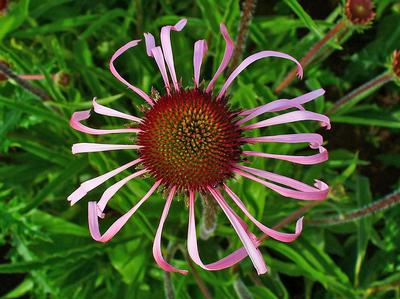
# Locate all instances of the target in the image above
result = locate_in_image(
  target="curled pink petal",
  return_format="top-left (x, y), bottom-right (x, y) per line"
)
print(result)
top-left (144, 32), bottom-right (156, 57)
top-left (70, 110), bottom-right (141, 135)
top-left (242, 133), bottom-right (324, 149)
top-left (242, 110), bottom-right (331, 131)
top-left (161, 19), bottom-right (187, 91)
top-left (88, 180), bottom-right (161, 243)
top-left (243, 146), bottom-right (328, 165)
top-left (92, 98), bottom-right (142, 123)
top-left (72, 143), bottom-right (142, 154)
top-left (153, 186), bottom-right (188, 275)
top-left (193, 40), bottom-right (208, 87)
top-left (109, 40), bottom-right (154, 106)
top-left (208, 187), bottom-right (268, 275)
top-left (97, 169), bottom-right (149, 215)
top-left (206, 24), bottom-right (234, 93)
top-left (237, 165), bottom-right (317, 192)
top-left (217, 51), bottom-right (303, 99)
top-left (151, 46), bottom-right (171, 91)
top-left (223, 184), bottom-right (303, 242)
top-left (238, 89), bottom-right (325, 124)
top-left (68, 159), bottom-right (141, 205)
top-left (235, 169), bottom-right (329, 201)
top-left (187, 191), bottom-right (246, 271)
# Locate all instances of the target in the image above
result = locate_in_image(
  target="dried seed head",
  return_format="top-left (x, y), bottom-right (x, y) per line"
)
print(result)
top-left (54, 71), bottom-right (70, 87)
top-left (137, 88), bottom-right (243, 192)
top-left (345, 0), bottom-right (376, 25)
top-left (0, 60), bottom-right (10, 82)
top-left (392, 50), bottom-right (400, 78)
top-left (0, 0), bottom-right (8, 15)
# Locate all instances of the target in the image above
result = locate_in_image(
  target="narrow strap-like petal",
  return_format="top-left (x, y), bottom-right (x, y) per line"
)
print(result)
top-left (217, 51), bottom-right (303, 99)
top-left (68, 159), bottom-right (141, 205)
top-left (242, 133), bottom-right (324, 149)
top-left (242, 110), bottom-right (331, 131)
top-left (72, 143), bottom-right (142, 154)
top-left (193, 40), bottom-right (208, 87)
top-left (70, 110), bottom-right (141, 135)
top-left (243, 146), bottom-right (328, 165)
top-left (144, 32), bottom-right (156, 56)
top-left (160, 19), bottom-right (187, 91)
top-left (223, 184), bottom-right (303, 242)
top-left (88, 180), bottom-right (161, 243)
top-left (238, 89), bottom-right (325, 124)
top-left (153, 186), bottom-right (188, 275)
top-left (206, 24), bottom-right (234, 93)
top-left (235, 169), bottom-right (329, 201)
top-left (92, 98), bottom-right (142, 123)
top-left (208, 187), bottom-right (268, 275)
top-left (97, 169), bottom-right (149, 216)
top-left (237, 165), bottom-right (319, 192)
top-left (150, 46), bottom-right (171, 91)
top-left (109, 40), bottom-right (154, 106)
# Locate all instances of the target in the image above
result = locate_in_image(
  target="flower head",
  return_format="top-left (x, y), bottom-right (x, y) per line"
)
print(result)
top-left (392, 50), bottom-right (400, 78)
top-left (0, 0), bottom-right (8, 15)
top-left (345, 0), bottom-right (376, 25)
top-left (69, 19), bottom-right (330, 275)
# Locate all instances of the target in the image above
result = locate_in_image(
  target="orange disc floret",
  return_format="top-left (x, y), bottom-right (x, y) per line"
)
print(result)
top-left (137, 88), bottom-right (243, 192)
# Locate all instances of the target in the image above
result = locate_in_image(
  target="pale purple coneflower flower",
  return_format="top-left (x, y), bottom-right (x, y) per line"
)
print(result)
top-left (69, 19), bottom-right (330, 275)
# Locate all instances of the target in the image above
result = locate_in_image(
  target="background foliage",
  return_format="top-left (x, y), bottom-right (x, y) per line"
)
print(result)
top-left (0, 0), bottom-right (399, 298)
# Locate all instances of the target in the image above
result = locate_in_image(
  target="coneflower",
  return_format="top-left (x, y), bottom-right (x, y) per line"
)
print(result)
top-left (69, 19), bottom-right (330, 275)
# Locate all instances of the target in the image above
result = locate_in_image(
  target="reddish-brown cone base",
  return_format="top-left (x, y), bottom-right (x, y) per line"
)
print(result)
top-left (0, 0), bottom-right (7, 15)
top-left (345, 0), bottom-right (375, 25)
top-left (137, 89), bottom-right (242, 192)
top-left (392, 50), bottom-right (400, 78)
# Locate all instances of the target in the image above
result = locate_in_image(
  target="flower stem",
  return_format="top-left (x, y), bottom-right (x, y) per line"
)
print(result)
top-left (180, 246), bottom-right (213, 299)
top-left (275, 19), bottom-right (347, 93)
top-left (309, 190), bottom-right (400, 226)
top-left (229, 0), bottom-right (258, 72)
top-left (0, 61), bottom-right (51, 101)
top-left (200, 193), bottom-right (218, 240)
top-left (327, 72), bottom-right (393, 114)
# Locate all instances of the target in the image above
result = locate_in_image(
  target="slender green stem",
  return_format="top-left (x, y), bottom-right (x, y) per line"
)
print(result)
top-left (309, 190), bottom-right (400, 226)
top-left (275, 19), bottom-right (347, 93)
top-left (229, 0), bottom-right (258, 72)
top-left (327, 72), bottom-right (393, 114)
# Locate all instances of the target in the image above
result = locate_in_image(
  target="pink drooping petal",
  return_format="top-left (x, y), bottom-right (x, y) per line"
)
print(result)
top-left (187, 190), bottom-right (259, 271)
top-left (223, 184), bottom-right (303, 242)
top-left (88, 180), bottom-right (161, 243)
top-left (243, 146), bottom-right (328, 165)
top-left (217, 51), bottom-right (303, 99)
top-left (151, 46), bottom-right (171, 91)
top-left (144, 32), bottom-right (156, 56)
top-left (92, 98), bottom-right (142, 123)
top-left (153, 186), bottom-right (188, 275)
top-left (97, 169), bottom-right (149, 217)
top-left (72, 143), bottom-right (142, 154)
top-left (235, 169), bottom-right (329, 201)
top-left (237, 164), bottom-right (319, 192)
top-left (68, 159), bottom-right (142, 205)
top-left (242, 133), bottom-right (324, 149)
top-left (193, 40), bottom-right (208, 87)
top-left (109, 40), bottom-right (154, 106)
top-left (238, 89), bottom-right (325, 124)
top-left (70, 110), bottom-right (141, 135)
top-left (160, 19), bottom-right (187, 91)
top-left (208, 187), bottom-right (268, 275)
top-left (242, 110), bottom-right (331, 131)
top-left (206, 24), bottom-right (234, 93)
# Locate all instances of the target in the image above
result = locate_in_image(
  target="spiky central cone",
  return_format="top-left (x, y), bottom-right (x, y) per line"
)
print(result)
top-left (137, 89), bottom-right (242, 191)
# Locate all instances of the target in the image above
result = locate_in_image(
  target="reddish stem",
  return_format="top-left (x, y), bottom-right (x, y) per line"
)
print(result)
top-left (275, 19), bottom-right (347, 93)
top-left (327, 72), bottom-right (393, 114)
